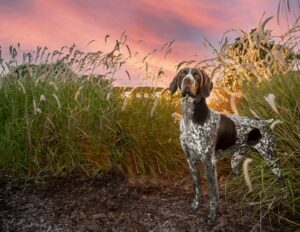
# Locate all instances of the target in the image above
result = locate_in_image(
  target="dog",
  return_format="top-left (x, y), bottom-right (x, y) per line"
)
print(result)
top-left (169, 67), bottom-right (285, 225)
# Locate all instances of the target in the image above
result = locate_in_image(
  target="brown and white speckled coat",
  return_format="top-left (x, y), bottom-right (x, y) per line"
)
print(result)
top-left (170, 68), bottom-right (285, 225)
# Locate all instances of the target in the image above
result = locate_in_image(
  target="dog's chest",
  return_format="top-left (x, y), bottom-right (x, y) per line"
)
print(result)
top-left (180, 111), bottom-right (220, 159)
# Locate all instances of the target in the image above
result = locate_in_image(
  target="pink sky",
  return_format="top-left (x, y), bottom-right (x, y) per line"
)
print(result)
top-left (0, 0), bottom-right (298, 86)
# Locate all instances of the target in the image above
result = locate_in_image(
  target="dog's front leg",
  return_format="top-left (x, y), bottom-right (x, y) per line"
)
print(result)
top-left (187, 158), bottom-right (201, 210)
top-left (203, 156), bottom-right (219, 225)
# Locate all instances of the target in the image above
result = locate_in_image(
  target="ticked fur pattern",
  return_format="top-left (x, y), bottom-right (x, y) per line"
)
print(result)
top-left (179, 96), bottom-right (285, 225)
top-left (170, 68), bottom-right (285, 225)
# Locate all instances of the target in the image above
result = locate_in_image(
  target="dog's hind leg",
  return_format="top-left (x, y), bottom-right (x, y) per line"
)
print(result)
top-left (254, 137), bottom-right (285, 188)
top-left (231, 146), bottom-right (251, 175)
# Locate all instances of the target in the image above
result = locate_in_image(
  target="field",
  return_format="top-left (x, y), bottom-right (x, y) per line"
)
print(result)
top-left (1, 15), bottom-right (300, 231)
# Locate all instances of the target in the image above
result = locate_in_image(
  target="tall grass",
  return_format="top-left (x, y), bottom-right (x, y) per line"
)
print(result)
top-left (0, 67), bottom-right (117, 177)
top-left (201, 16), bottom-right (300, 113)
top-left (0, 13), bottom-right (299, 228)
top-left (227, 71), bottom-right (300, 226)
top-left (114, 88), bottom-right (184, 177)
top-left (0, 50), bottom-right (187, 178)
top-left (0, 37), bottom-right (190, 179)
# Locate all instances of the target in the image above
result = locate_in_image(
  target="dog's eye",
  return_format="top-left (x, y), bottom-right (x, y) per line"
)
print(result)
top-left (181, 70), bottom-right (187, 76)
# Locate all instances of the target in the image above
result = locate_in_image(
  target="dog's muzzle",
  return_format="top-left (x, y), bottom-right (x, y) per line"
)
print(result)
top-left (182, 77), bottom-right (195, 96)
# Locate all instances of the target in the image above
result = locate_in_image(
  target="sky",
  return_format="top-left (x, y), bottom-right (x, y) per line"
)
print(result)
top-left (0, 0), bottom-right (299, 86)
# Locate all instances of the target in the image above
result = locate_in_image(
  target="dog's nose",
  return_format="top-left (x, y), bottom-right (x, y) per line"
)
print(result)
top-left (184, 78), bottom-right (192, 85)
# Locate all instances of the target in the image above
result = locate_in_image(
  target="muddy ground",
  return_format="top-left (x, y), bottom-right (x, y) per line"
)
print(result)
top-left (0, 170), bottom-right (297, 232)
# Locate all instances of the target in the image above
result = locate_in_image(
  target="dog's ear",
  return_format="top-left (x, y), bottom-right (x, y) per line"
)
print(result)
top-left (169, 71), bottom-right (180, 94)
top-left (200, 69), bottom-right (213, 98)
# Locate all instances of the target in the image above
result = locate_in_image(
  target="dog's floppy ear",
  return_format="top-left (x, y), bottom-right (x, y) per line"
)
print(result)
top-left (200, 69), bottom-right (213, 98)
top-left (169, 71), bottom-right (180, 94)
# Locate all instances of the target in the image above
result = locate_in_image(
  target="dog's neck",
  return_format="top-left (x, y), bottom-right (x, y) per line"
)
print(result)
top-left (182, 96), bottom-right (210, 126)
top-left (182, 96), bottom-right (195, 127)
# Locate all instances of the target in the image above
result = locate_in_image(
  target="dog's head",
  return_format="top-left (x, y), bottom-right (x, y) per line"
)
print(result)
top-left (169, 68), bottom-right (213, 99)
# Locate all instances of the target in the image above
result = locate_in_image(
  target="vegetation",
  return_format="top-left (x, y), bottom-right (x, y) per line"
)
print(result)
top-left (205, 14), bottom-right (300, 226)
top-left (202, 16), bottom-right (300, 114)
top-left (226, 71), bottom-right (300, 226)
top-left (0, 8), bottom-right (299, 227)
top-left (0, 66), bottom-right (116, 177)
top-left (205, 13), bottom-right (300, 225)
top-left (114, 88), bottom-right (184, 176)
top-left (0, 62), bottom-right (187, 178)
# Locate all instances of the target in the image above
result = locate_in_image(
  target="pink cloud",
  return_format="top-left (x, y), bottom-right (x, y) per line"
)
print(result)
top-left (0, 0), bottom-right (297, 86)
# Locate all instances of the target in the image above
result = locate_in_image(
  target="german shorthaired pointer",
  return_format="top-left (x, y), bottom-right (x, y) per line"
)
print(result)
top-left (169, 68), bottom-right (285, 225)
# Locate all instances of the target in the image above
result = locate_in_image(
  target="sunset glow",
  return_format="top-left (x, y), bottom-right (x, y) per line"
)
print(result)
top-left (0, 0), bottom-right (298, 86)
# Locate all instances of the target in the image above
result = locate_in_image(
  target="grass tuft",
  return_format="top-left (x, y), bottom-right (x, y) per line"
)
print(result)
top-left (227, 71), bottom-right (300, 225)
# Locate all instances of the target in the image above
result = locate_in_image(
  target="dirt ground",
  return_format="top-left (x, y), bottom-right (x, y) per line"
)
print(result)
top-left (0, 170), bottom-right (297, 232)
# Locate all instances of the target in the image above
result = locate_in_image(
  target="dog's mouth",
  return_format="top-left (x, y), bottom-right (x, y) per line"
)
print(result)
top-left (182, 88), bottom-right (196, 98)
top-left (181, 76), bottom-right (197, 98)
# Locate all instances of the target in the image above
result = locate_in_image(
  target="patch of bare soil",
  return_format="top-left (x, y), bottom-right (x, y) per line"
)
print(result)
top-left (0, 170), bottom-right (296, 232)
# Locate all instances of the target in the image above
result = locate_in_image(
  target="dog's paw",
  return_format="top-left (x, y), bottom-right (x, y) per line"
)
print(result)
top-left (232, 167), bottom-right (239, 176)
top-left (205, 216), bottom-right (216, 225)
top-left (206, 209), bottom-right (217, 225)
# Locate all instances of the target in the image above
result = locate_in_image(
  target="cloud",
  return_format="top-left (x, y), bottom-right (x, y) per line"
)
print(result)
top-left (0, 0), bottom-right (295, 86)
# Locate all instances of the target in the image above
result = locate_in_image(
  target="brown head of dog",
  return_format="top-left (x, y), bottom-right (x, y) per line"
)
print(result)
top-left (169, 68), bottom-right (213, 124)
top-left (169, 68), bottom-right (213, 99)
